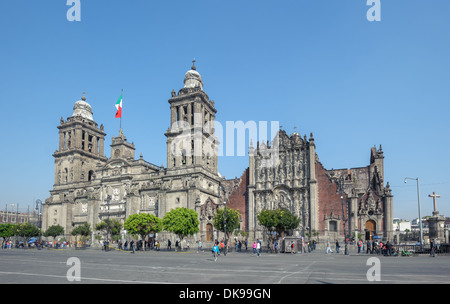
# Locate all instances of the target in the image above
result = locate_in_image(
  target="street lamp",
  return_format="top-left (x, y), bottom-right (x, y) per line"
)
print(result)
top-left (219, 183), bottom-right (227, 256)
top-left (105, 195), bottom-right (111, 252)
top-left (224, 200), bottom-right (227, 256)
top-left (35, 199), bottom-right (43, 248)
top-left (404, 177), bottom-right (424, 251)
top-left (331, 173), bottom-right (349, 255)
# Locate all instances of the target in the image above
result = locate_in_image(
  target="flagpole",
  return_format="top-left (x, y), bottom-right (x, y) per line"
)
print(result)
top-left (120, 88), bottom-right (123, 132)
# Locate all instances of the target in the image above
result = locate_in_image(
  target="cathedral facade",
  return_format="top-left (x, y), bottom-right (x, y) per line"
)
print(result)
top-left (44, 63), bottom-right (394, 245)
top-left (43, 63), bottom-right (223, 244)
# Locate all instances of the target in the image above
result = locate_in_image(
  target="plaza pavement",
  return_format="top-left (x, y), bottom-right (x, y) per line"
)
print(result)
top-left (0, 246), bottom-right (449, 285)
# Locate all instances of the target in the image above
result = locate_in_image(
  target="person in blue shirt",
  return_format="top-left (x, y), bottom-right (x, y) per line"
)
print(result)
top-left (212, 244), bottom-right (219, 261)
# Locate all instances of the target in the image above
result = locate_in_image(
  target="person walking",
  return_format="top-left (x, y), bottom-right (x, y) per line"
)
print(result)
top-left (256, 240), bottom-right (261, 257)
top-left (291, 241), bottom-right (295, 254)
top-left (326, 240), bottom-right (333, 254)
top-left (366, 240), bottom-right (372, 254)
top-left (335, 240), bottom-right (340, 254)
top-left (357, 239), bottom-right (363, 254)
top-left (430, 239), bottom-right (436, 257)
top-left (212, 243), bottom-right (219, 261)
top-left (167, 239), bottom-right (172, 251)
top-left (130, 240), bottom-right (135, 254)
top-left (197, 240), bottom-right (202, 253)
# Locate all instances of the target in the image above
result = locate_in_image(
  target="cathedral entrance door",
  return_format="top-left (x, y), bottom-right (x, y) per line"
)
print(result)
top-left (206, 223), bottom-right (213, 242)
top-left (365, 220), bottom-right (376, 240)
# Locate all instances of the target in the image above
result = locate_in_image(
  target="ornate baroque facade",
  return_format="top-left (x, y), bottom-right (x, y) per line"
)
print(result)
top-left (244, 130), bottom-right (394, 241)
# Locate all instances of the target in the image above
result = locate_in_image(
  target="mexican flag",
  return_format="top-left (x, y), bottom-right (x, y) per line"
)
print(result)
top-left (115, 94), bottom-right (122, 118)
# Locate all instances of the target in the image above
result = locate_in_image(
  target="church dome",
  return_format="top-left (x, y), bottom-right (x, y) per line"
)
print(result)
top-left (72, 92), bottom-right (93, 120)
top-left (183, 60), bottom-right (203, 90)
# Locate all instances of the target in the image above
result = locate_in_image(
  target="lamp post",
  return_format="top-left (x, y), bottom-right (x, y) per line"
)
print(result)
top-left (404, 177), bottom-right (423, 251)
top-left (35, 199), bottom-right (43, 248)
top-left (224, 200), bottom-right (227, 256)
top-left (219, 183), bottom-right (227, 256)
top-left (106, 194), bottom-right (111, 252)
top-left (331, 173), bottom-right (349, 255)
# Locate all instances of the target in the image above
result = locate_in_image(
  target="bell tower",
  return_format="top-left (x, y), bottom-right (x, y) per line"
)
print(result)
top-left (165, 61), bottom-right (218, 174)
top-left (53, 93), bottom-right (107, 186)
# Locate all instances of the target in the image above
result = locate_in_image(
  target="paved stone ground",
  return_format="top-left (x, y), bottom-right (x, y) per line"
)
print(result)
top-left (0, 247), bottom-right (449, 285)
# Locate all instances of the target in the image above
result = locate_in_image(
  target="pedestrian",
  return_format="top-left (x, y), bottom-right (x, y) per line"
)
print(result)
top-left (253, 241), bottom-right (257, 254)
top-left (357, 239), bottom-right (363, 254)
top-left (274, 240), bottom-right (278, 253)
top-left (386, 241), bottom-right (392, 256)
top-left (366, 240), bottom-right (372, 254)
top-left (212, 243), bottom-right (219, 261)
top-left (168, 239), bottom-right (172, 251)
top-left (326, 240), bottom-right (333, 254)
top-left (291, 241), bottom-right (295, 254)
top-left (335, 240), bottom-right (340, 254)
top-left (130, 240), bottom-right (135, 254)
top-left (245, 239), bottom-right (248, 251)
top-left (430, 239), bottom-right (435, 257)
top-left (197, 240), bottom-right (202, 253)
top-left (256, 240), bottom-right (261, 257)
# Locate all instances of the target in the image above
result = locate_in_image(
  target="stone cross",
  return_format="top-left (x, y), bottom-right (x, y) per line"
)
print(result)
top-left (428, 192), bottom-right (440, 213)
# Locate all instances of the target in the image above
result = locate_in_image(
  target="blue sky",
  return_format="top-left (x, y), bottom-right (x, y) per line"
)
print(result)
top-left (0, 1), bottom-right (449, 220)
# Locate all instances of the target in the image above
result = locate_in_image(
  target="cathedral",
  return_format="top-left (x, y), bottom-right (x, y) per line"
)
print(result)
top-left (43, 62), bottom-right (394, 245)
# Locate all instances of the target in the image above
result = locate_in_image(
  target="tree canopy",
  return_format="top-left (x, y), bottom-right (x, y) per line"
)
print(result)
top-left (71, 222), bottom-right (91, 237)
top-left (213, 206), bottom-right (241, 239)
top-left (124, 213), bottom-right (162, 241)
top-left (0, 223), bottom-right (15, 241)
top-left (12, 222), bottom-right (40, 242)
top-left (162, 207), bottom-right (199, 240)
top-left (95, 219), bottom-right (123, 241)
top-left (257, 208), bottom-right (300, 239)
top-left (43, 224), bottom-right (65, 240)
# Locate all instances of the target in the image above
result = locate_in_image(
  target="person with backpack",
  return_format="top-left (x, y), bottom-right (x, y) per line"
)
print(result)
top-left (357, 239), bottom-right (363, 254)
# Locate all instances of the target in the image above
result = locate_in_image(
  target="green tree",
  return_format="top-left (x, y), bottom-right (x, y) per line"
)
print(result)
top-left (162, 207), bottom-right (199, 241)
top-left (43, 224), bottom-right (65, 241)
top-left (71, 222), bottom-right (91, 247)
top-left (257, 208), bottom-right (300, 242)
top-left (124, 213), bottom-right (162, 241)
top-left (213, 206), bottom-right (241, 239)
top-left (0, 223), bottom-right (15, 245)
top-left (12, 222), bottom-right (40, 244)
top-left (95, 219), bottom-right (123, 241)
top-left (71, 222), bottom-right (91, 237)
